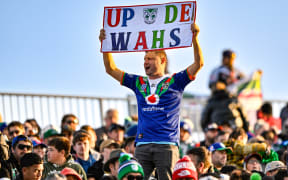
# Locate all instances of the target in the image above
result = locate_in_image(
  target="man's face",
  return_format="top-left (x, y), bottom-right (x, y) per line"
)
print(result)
top-left (205, 129), bottom-right (218, 144)
top-left (33, 146), bottom-right (46, 159)
top-left (9, 126), bottom-right (25, 140)
top-left (12, 140), bottom-right (32, 161)
top-left (246, 157), bottom-right (261, 172)
top-left (108, 129), bottom-right (124, 144)
top-left (47, 146), bottom-right (63, 164)
top-left (212, 150), bottom-right (227, 168)
top-left (109, 161), bottom-right (120, 177)
top-left (144, 52), bottom-right (164, 78)
top-left (105, 111), bottom-right (119, 127)
top-left (73, 139), bottom-right (90, 157)
top-left (222, 54), bottom-right (236, 69)
top-left (180, 129), bottom-right (190, 142)
top-left (64, 117), bottom-right (78, 131)
top-left (22, 164), bottom-right (43, 180)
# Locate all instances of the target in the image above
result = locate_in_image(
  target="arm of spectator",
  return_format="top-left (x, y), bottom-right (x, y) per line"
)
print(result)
top-left (186, 23), bottom-right (204, 79)
top-left (99, 29), bottom-right (124, 83)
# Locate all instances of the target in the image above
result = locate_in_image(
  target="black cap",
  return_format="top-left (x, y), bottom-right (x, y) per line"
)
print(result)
top-left (108, 123), bottom-right (125, 132)
top-left (223, 49), bottom-right (235, 58)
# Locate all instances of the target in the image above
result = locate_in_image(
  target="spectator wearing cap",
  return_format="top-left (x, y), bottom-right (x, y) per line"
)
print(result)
top-left (224, 128), bottom-right (268, 169)
top-left (186, 147), bottom-right (213, 176)
top-left (7, 121), bottom-right (25, 141)
top-left (61, 114), bottom-right (79, 132)
top-left (1, 135), bottom-right (32, 179)
top-left (60, 167), bottom-right (82, 180)
top-left (172, 155), bottom-right (198, 180)
top-left (244, 153), bottom-right (263, 173)
top-left (103, 149), bottom-right (126, 179)
top-left (19, 153), bottom-right (43, 180)
top-left (209, 49), bottom-right (245, 91)
top-left (118, 153), bottom-right (144, 180)
top-left (122, 136), bottom-right (136, 155)
top-left (179, 120), bottom-right (193, 158)
top-left (96, 109), bottom-right (119, 147)
top-left (42, 137), bottom-right (87, 180)
top-left (209, 142), bottom-right (232, 171)
top-left (108, 123), bottom-right (125, 145)
top-left (265, 161), bottom-right (286, 176)
top-left (32, 139), bottom-right (47, 159)
top-left (72, 130), bottom-right (101, 175)
top-left (43, 128), bottom-right (60, 145)
top-left (195, 123), bottom-right (219, 148)
top-left (86, 139), bottom-right (120, 180)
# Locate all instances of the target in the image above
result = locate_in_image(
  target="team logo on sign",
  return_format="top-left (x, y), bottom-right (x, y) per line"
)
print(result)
top-left (143, 8), bottom-right (158, 24)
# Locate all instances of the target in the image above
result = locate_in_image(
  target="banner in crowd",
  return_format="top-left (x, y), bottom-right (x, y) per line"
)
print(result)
top-left (101, 1), bottom-right (196, 52)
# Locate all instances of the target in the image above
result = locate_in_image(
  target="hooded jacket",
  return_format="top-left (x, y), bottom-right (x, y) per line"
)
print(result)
top-left (42, 154), bottom-right (87, 180)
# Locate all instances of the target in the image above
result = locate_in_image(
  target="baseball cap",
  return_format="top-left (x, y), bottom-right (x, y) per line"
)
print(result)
top-left (172, 156), bottom-right (198, 180)
top-left (180, 121), bottom-right (192, 135)
top-left (264, 161), bottom-right (286, 174)
top-left (104, 149), bottom-right (126, 172)
top-left (222, 49), bottom-right (235, 58)
top-left (208, 142), bottom-right (232, 154)
top-left (244, 153), bottom-right (262, 163)
top-left (12, 135), bottom-right (32, 148)
top-left (99, 139), bottom-right (120, 153)
top-left (43, 129), bottom-right (60, 139)
top-left (108, 123), bottom-right (125, 132)
top-left (60, 167), bottom-right (82, 180)
top-left (32, 139), bottom-right (47, 148)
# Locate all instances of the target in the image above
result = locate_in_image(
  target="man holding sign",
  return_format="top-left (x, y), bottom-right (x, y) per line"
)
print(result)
top-left (99, 3), bottom-right (203, 180)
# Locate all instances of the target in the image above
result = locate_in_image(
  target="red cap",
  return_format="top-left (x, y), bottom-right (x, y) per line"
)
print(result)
top-left (172, 156), bottom-right (198, 180)
top-left (60, 167), bottom-right (82, 180)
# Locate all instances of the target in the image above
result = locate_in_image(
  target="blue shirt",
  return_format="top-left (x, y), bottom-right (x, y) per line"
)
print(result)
top-left (122, 69), bottom-right (194, 144)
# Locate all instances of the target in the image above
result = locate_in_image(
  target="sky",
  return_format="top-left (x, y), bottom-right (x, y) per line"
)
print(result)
top-left (0, 0), bottom-right (287, 101)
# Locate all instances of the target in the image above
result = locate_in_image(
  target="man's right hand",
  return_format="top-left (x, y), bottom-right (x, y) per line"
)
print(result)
top-left (99, 29), bottom-right (106, 42)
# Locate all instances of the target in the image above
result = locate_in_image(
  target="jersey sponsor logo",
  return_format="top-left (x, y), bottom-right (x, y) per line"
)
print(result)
top-left (145, 94), bottom-right (159, 105)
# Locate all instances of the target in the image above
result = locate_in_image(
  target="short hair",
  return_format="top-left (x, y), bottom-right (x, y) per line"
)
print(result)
top-left (73, 130), bottom-right (91, 145)
top-left (81, 125), bottom-right (94, 132)
top-left (20, 153), bottom-right (43, 167)
top-left (261, 102), bottom-right (273, 115)
top-left (8, 121), bottom-right (24, 132)
top-left (230, 169), bottom-right (251, 180)
top-left (61, 114), bottom-right (78, 125)
top-left (146, 50), bottom-right (169, 74)
top-left (229, 127), bottom-right (246, 140)
top-left (25, 119), bottom-right (41, 135)
top-left (122, 136), bottom-right (135, 149)
top-left (48, 137), bottom-right (70, 158)
top-left (186, 147), bottom-right (211, 169)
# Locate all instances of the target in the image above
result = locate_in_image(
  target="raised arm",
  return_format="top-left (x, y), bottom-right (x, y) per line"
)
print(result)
top-left (99, 29), bottom-right (124, 82)
top-left (187, 23), bottom-right (204, 78)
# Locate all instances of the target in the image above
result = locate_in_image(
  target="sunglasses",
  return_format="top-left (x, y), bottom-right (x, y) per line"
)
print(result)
top-left (9, 130), bottom-right (20, 136)
top-left (17, 144), bottom-right (32, 151)
top-left (126, 175), bottom-right (143, 180)
top-left (66, 120), bottom-right (78, 124)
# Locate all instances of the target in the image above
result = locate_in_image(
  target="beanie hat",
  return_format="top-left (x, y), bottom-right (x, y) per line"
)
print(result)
top-left (118, 153), bottom-right (144, 180)
top-left (172, 156), bottom-right (198, 180)
top-left (250, 172), bottom-right (261, 180)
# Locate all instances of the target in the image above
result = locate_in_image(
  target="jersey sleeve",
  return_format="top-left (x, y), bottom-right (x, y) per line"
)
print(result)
top-left (121, 72), bottom-right (137, 91)
top-left (172, 68), bottom-right (195, 91)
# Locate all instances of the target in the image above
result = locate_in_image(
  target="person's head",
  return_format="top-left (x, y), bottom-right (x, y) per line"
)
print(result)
top-left (43, 128), bottom-right (60, 145)
top-left (32, 140), bottom-right (47, 159)
top-left (104, 149), bottom-right (126, 177)
top-left (180, 121), bottom-right (192, 142)
top-left (215, 131), bottom-right (230, 143)
top-left (105, 109), bottom-right (119, 128)
top-left (172, 155), bottom-right (198, 180)
top-left (118, 153), bottom-right (144, 180)
top-left (122, 136), bottom-right (135, 154)
top-left (204, 123), bottom-right (219, 146)
top-left (230, 169), bottom-right (251, 180)
top-left (208, 143), bottom-right (232, 169)
top-left (186, 147), bottom-right (211, 175)
top-left (274, 168), bottom-right (288, 180)
top-left (8, 121), bottom-right (25, 141)
top-left (61, 114), bottom-right (79, 131)
top-left (80, 125), bottom-right (97, 149)
top-left (47, 137), bottom-right (70, 164)
top-left (20, 153), bottom-right (43, 180)
top-left (144, 50), bottom-right (167, 79)
top-left (244, 153), bottom-right (262, 172)
top-left (45, 173), bottom-right (67, 180)
top-left (265, 161), bottom-right (286, 176)
top-left (222, 49), bottom-right (236, 69)
top-left (99, 139), bottom-right (120, 163)
top-left (260, 102), bottom-right (273, 117)
top-left (61, 125), bottom-right (74, 144)
top-left (108, 124), bottom-right (125, 144)
top-left (24, 119), bottom-right (41, 137)
top-left (12, 135), bottom-right (33, 162)
top-left (229, 127), bottom-right (247, 144)
top-left (60, 167), bottom-right (82, 180)
top-left (73, 130), bottom-right (91, 159)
